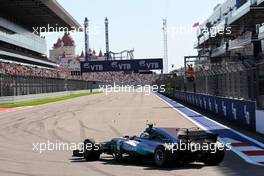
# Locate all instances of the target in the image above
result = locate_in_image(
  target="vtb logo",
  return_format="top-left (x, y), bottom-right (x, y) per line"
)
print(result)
top-left (222, 101), bottom-right (227, 116)
top-left (214, 100), bottom-right (218, 113)
top-left (244, 105), bottom-right (250, 125)
top-left (232, 103), bottom-right (237, 120)
top-left (139, 61), bottom-right (146, 67)
top-left (203, 98), bottom-right (207, 109)
top-left (111, 62), bottom-right (118, 68)
top-left (111, 62), bottom-right (131, 70)
top-left (209, 99), bottom-right (212, 111)
top-left (83, 63), bottom-right (90, 68)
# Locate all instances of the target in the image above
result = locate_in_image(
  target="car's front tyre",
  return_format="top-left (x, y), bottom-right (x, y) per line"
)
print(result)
top-left (83, 139), bottom-right (101, 161)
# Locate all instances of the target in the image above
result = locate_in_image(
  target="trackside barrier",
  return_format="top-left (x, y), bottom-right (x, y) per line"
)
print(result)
top-left (0, 89), bottom-right (100, 104)
top-left (164, 90), bottom-right (257, 132)
top-left (0, 74), bottom-right (108, 97)
top-left (256, 110), bottom-right (264, 134)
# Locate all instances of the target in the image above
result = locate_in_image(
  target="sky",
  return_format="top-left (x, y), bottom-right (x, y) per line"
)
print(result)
top-left (44, 0), bottom-right (225, 71)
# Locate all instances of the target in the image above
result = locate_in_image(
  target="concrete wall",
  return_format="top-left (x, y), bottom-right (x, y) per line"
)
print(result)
top-left (0, 89), bottom-right (97, 104)
top-left (256, 110), bottom-right (264, 134)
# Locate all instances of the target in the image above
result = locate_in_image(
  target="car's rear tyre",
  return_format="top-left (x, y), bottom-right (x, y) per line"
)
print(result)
top-left (154, 146), bottom-right (173, 167)
top-left (203, 148), bottom-right (225, 166)
top-left (83, 139), bottom-right (101, 161)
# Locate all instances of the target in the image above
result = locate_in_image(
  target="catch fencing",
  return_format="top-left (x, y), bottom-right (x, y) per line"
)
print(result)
top-left (162, 61), bottom-right (264, 108)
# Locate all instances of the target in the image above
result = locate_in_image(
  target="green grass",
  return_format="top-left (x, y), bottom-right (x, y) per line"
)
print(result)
top-left (0, 91), bottom-right (101, 108)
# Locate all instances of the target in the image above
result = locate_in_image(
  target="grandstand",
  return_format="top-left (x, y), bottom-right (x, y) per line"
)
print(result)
top-left (0, 0), bottom-right (95, 97)
top-left (164, 0), bottom-right (264, 109)
top-left (83, 71), bottom-right (158, 86)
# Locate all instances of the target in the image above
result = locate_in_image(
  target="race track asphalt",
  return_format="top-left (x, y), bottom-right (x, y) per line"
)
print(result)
top-left (0, 92), bottom-right (263, 176)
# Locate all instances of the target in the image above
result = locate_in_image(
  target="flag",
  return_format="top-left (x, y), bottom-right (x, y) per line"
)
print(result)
top-left (192, 22), bottom-right (200, 28)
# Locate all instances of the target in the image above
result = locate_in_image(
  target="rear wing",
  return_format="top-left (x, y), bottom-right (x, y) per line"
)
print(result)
top-left (177, 128), bottom-right (218, 143)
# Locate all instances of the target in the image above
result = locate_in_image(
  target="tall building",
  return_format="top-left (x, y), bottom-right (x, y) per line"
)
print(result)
top-left (0, 0), bottom-right (81, 68)
top-left (57, 48), bottom-right (105, 72)
top-left (49, 32), bottom-right (76, 63)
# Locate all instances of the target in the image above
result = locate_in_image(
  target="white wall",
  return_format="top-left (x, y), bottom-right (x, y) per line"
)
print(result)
top-left (0, 89), bottom-right (96, 104)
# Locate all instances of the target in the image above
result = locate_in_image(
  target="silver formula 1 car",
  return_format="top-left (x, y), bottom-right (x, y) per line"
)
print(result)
top-left (72, 124), bottom-right (225, 167)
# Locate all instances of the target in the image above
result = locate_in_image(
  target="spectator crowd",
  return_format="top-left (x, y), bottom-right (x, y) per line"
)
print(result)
top-left (0, 61), bottom-right (158, 85)
top-left (82, 72), bottom-right (157, 85)
top-left (0, 61), bottom-right (68, 79)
